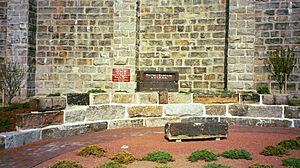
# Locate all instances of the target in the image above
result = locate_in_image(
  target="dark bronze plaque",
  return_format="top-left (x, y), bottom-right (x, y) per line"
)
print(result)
top-left (137, 71), bottom-right (178, 92)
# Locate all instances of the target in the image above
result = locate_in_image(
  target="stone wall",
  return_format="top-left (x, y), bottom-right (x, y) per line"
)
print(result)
top-left (0, 0), bottom-right (7, 64)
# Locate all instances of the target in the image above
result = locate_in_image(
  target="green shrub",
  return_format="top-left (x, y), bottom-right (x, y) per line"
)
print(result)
top-left (204, 163), bottom-right (231, 168)
top-left (77, 145), bottom-right (105, 157)
top-left (48, 160), bottom-right (83, 168)
top-left (288, 98), bottom-right (300, 106)
top-left (0, 117), bottom-right (10, 129)
top-left (278, 139), bottom-right (300, 150)
top-left (248, 164), bottom-right (274, 168)
top-left (47, 92), bottom-right (61, 97)
top-left (141, 151), bottom-right (174, 163)
top-left (260, 145), bottom-right (288, 156)
top-left (188, 149), bottom-right (218, 162)
top-left (0, 102), bottom-right (29, 111)
top-left (221, 149), bottom-right (252, 160)
top-left (115, 90), bottom-right (128, 93)
top-left (282, 158), bottom-right (300, 168)
top-left (257, 85), bottom-right (270, 94)
top-left (111, 151), bottom-right (135, 164)
top-left (87, 89), bottom-right (106, 93)
top-left (99, 161), bottom-right (124, 168)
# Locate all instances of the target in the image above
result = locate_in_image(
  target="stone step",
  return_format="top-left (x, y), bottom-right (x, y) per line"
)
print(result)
top-left (30, 97), bottom-right (66, 112)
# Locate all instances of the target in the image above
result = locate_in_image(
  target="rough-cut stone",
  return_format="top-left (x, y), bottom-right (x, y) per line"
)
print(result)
top-left (247, 105), bottom-right (283, 118)
top-left (128, 106), bottom-right (163, 117)
top-left (193, 94), bottom-right (238, 104)
top-left (240, 93), bottom-right (260, 104)
top-left (64, 108), bottom-right (87, 123)
top-left (111, 93), bottom-right (136, 104)
top-left (220, 117), bottom-right (292, 127)
top-left (144, 117), bottom-right (181, 127)
top-left (168, 93), bottom-right (192, 104)
top-left (67, 93), bottom-right (89, 105)
top-left (274, 94), bottom-right (288, 105)
top-left (29, 98), bottom-right (38, 111)
top-left (137, 93), bottom-right (158, 104)
top-left (229, 104), bottom-right (248, 116)
top-left (16, 111), bottom-right (64, 129)
top-left (41, 122), bottom-right (107, 139)
top-left (164, 104), bottom-right (204, 117)
top-left (37, 98), bottom-right (52, 111)
top-left (0, 135), bottom-right (5, 149)
top-left (181, 117), bottom-right (219, 123)
top-left (109, 119), bottom-right (144, 129)
top-left (165, 122), bottom-right (228, 140)
top-left (284, 106), bottom-right (300, 119)
top-left (4, 130), bottom-right (41, 149)
top-left (294, 120), bottom-right (300, 128)
top-left (92, 93), bottom-right (110, 105)
top-left (262, 94), bottom-right (274, 105)
top-left (52, 97), bottom-right (67, 110)
top-left (159, 92), bottom-right (168, 104)
top-left (86, 105), bottom-right (125, 121)
top-left (205, 105), bottom-right (226, 116)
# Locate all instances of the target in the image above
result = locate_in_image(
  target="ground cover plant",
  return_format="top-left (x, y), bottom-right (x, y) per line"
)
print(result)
top-left (282, 158), bottom-right (300, 168)
top-left (141, 151), bottom-right (174, 163)
top-left (188, 149), bottom-right (218, 162)
top-left (0, 102), bottom-right (29, 112)
top-left (98, 161), bottom-right (124, 168)
top-left (77, 145), bottom-right (106, 157)
top-left (256, 85), bottom-right (270, 94)
top-left (288, 98), bottom-right (300, 106)
top-left (47, 92), bottom-right (61, 97)
top-left (221, 149), bottom-right (252, 160)
top-left (204, 163), bottom-right (231, 168)
top-left (260, 145), bottom-right (288, 156)
top-left (248, 164), bottom-right (274, 168)
top-left (88, 89), bottom-right (106, 93)
top-left (48, 160), bottom-right (83, 168)
top-left (111, 151), bottom-right (135, 164)
top-left (278, 139), bottom-right (300, 150)
top-left (0, 116), bottom-right (10, 129)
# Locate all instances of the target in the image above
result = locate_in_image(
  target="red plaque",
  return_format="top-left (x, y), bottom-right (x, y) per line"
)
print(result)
top-left (112, 68), bottom-right (130, 82)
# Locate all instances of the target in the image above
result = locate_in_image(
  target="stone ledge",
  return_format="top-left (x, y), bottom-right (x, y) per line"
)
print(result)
top-left (164, 104), bottom-right (204, 117)
top-left (30, 97), bottom-right (66, 112)
top-left (193, 94), bottom-right (238, 104)
top-left (109, 119), bottom-right (144, 129)
top-left (86, 105), bottom-right (126, 121)
top-left (128, 106), bottom-right (163, 117)
top-left (1, 130), bottom-right (41, 149)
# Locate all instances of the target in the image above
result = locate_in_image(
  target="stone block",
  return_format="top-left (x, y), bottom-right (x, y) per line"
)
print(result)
top-left (193, 94), bottom-right (238, 104)
top-left (41, 122), bottom-right (107, 140)
top-left (67, 93), bottom-right (89, 105)
top-left (205, 105), bottom-right (226, 116)
top-left (111, 93), bottom-right (136, 104)
top-left (220, 117), bottom-right (292, 127)
top-left (86, 105), bottom-right (125, 121)
top-left (168, 93), bottom-right (192, 104)
top-left (284, 106), bottom-right (300, 119)
top-left (294, 120), bottom-right (300, 128)
top-left (229, 104), bottom-right (248, 116)
top-left (128, 106), bottom-right (163, 117)
top-left (164, 104), bottom-right (204, 117)
top-left (240, 93), bottom-right (260, 104)
top-left (109, 119), bottom-right (144, 129)
top-left (181, 117), bottom-right (219, 123)
top-left (37, 97), bottom-right (52, 111)
top-left (165, 122), bottom-right (228, 141)
top-left (52, 97), bottom-right (67, 110)
top-left (137, 93), bottom-right (158, 104)
top-left (4, 130), bottom-right (41, 149)
top-left (159, 92), bottom-right (168, 104)
top-left (64, 107), bottom-right (87, 123)
top-left (92, 93), bottom-right (110, 105)
top-left (247, 105), bottom-right (283, 118)
top-left (29, 98), bottom-right (38, 111)
top-left (274, 94), bottom-right (288, 105)
top-left (0, 135), bottom-right (4, 150)
top-left (144, 117), bottom-right (181, 127)
top-left (262, 94), bottom-right (274, 105)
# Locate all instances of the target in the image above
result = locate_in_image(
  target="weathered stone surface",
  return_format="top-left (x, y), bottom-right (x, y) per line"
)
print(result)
top-left (64, 107), bottom-right (87, 123)
top-left (16, 111), bottom-right (64, 129)
top-left (220, 117), bottom-right (292, 127)
top-left (37, 98), bottom-right (52, 111)
top-left (128, 106), bottom-right (163, 117)
top-left (109, 119), bottom-right (144, 129)
top-left (205, 105), bottom-right (226, 116)
top-left (294, 120), bottom-right (300, 128)
top-left (247, 105), bottom-right (283, 118)
top-left (284, 106), bottom-right (300, 119)
top-left (29, 98), bottom-right (38, 111)
top-left (159, 92), bottom-right (168, 104)
top-left (193, 94), bottom-right (238, 104)
top-left (168, 93), bottom-right (192, 104)
top-left (229, 104), bottom-right (248, 116)
top-left (0, 135), bottom-right (5, 150)
top-left (240, 93), bottom-right (260, 104)
top-left (86, 105), bottom-right (125, 121)
top-left (164, 104), bottom-right (204, 117)
top-left (4, 130), bottom-right (41, 149)
top-left (165, 122), bottom-right (228, 140)
top-left (111, 93), bottom-right (136, 104)
top-left (181, 117), bottom-right (219, 123)
top-left (92, 93), bottom-right (110, 105)
top-left (137, 93), bottom-right (158, 104)
top-left (262, 94), bottom-right (274, 105)
top-left (52, 97), bottom-right (67, 110)
top-left (274, 94), bottom-right (288, 105)
top-left (67, 93), bottom-right (89, 105)
top-left (41, 122), bottom-right (107, 139)
top-left (144, 117), bottom-right (181, 127)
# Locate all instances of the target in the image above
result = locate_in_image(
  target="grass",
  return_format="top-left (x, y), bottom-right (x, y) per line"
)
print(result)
top-left (278, 139), bottom-right (300, 150)
top-left (282, 158), bottom-right (300, 168)
top-left (221, 149), bottom-right (252, 160)
top-left (204, 163), bottom-right (231, 168)
top-left (48, 160), bottom-right (83, 168)
top-left (260, 145), bottom-right (288, 156)
top-left (98, 161), bottom-right (124, 168)
top-left (77, 145), bottom-right (106, 157)
top-left (248, 164), bottom-right (274, 168)
top-left (141, 151), bottom-right (174, 163)
top-left (111, 151), bottom-right (135, 164)
top-left (188, 149), bottom-right (218, 162)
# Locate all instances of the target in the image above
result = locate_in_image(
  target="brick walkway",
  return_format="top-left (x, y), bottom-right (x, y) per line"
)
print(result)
top-left (0, 126), bottom-right (299, 168)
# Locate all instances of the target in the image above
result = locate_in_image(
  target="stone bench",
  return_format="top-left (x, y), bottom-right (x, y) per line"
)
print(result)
top-left (165, 122), bottom-right (228, 142)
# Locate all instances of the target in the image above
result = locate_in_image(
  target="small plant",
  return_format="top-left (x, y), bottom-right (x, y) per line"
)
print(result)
top-left (115, 90), bottom-right (128, 93)
top-left (0, 102), bottom-right (29, 111)
top-left (288, 98), bottom-right (300, 106)
top-left (256, 85), bottom-right (270, 94)
top-left (278, 139), bottom-right (300, 150)
top-left (141, 151), bottom-right (174, 163)
top-left (0, 117), bottom-right (11, 129)
top-left (260, 145), bottom-right (288, 156)
top-left (282, 158), bottom-right (300, 167)
top-left (47, 92), bottom-right (61, 97)
top-left (48, 160), bottom-right (83, 168)
top-left (87, 89), bottom-right (106, 93)
top-left (188, 149), bottom-right (218, 162)
top-left (221, 149), bottom-right (252, 160)
top-left (99, 161), bottom-right (124, 168)
top-left (204, 163), bottom-right (231, 168)
top-left (248, 164), bottom-right (274, 168)
top-left (111, 151), bottom-right (135, 164)
top-left (77, 145), bottom-right (105, 157)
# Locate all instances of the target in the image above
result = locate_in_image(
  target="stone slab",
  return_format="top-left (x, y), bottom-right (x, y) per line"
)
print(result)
top-left (294, 120), bottom-right (300, 128)
top-left (92, 93), bottom-right (110, 105)
top-left (52, 97), bottom-right (67, 111)
top-left (229, 104), bottom-right (248, 116)
top-left (247, 105), bottom-right (283, 118)
top-left (164, 104), bottom-right (204, 117)
top-left (86, 105), bottom-right (125, 121)
top-left (144, 117), bottom-right (181, 127)
top-left (284, 106), bottom-right (300, 119)
top-left (262, 95), bottom-right (273, 105)
top-left (205, 105), bottom-right (226, 116)
top-left (64, 108), bottom-right (87, 123)
top-left (128, 106), bottom-right (163, 117)
top-left (41, 122), bottom-right (107, 140)
top-left (168, 93), bottom-right (192, 104)
top-left (111, 93), bottom-right (136, 104)
top-left (137, 93), bottom-right (158, 104)
top-left (274, 94), bottom-right (288, 105)
top-left (109, 119), bottom-right (144, 129)
top-left (32, 97), bottom-right (66, 112)
top-left (240, 93), bottom-right (260, 104)
top-left (220, 117), bottom-right (292, 127)
top-left (4, 130), bottom-right (41, 149)
top-left (159, 92), bottom-right (168, 104)
top-left (181, 117), bottom-right (219, 123)
top-left (165, 122), bottom-right (228, 140)
top-left (16, 111), bottom-right (64, 129)
top-left (193, 94), bottom-right (238, 104)
top-left (67, 93), bottom-right (89, 105)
